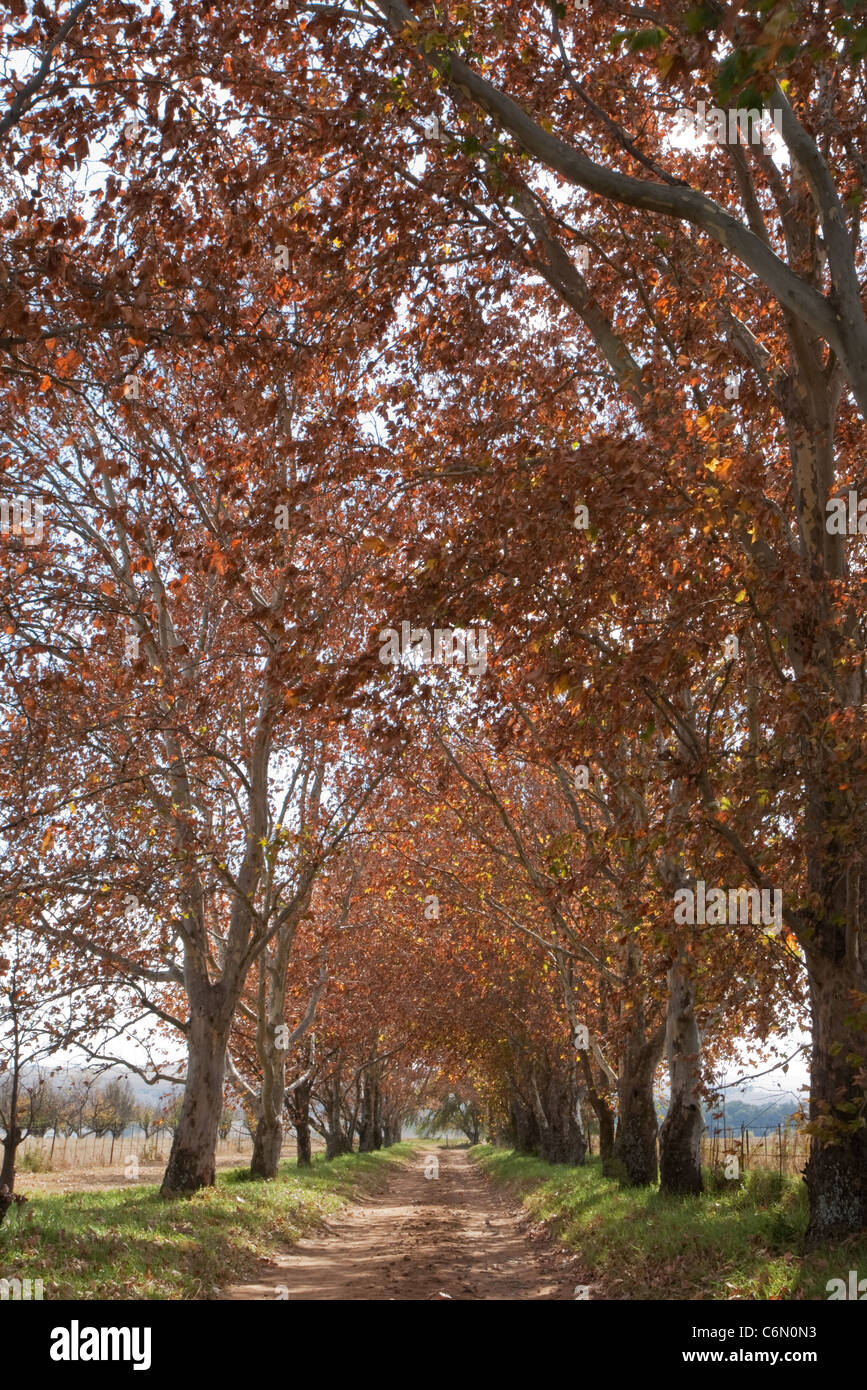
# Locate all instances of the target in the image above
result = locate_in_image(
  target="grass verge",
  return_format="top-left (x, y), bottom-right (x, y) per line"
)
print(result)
top-left (0, 1143), bottom-right (416, 1300)
top-left (472, 1147), bottom-right (867, 1300)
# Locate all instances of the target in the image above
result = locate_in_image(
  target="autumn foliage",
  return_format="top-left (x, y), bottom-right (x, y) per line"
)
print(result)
top-left (0, 1), bottom-right (865, 1246)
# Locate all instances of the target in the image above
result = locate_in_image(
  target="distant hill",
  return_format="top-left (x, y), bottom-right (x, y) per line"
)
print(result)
top-left (702, 1099), bottom-right (805, 1134)
top-left (18, 1061), bottom-right (183, 1108)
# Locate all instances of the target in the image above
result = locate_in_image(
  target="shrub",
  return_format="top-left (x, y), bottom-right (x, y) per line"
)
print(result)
top-left (19, 1148), bottom-right (52, 1173)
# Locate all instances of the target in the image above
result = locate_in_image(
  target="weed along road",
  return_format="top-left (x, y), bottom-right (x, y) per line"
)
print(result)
top-left (221, 1149), bottom-right (578, 1301)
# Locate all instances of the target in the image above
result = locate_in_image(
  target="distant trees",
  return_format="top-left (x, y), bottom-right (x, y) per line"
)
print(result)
top-left (160, 1096), bottom-right (185, 1141)
top-left (415, 1093), bottom-right (484, 1147)
top-left (136, 1107), bottom-right (158, 1145)
top-left (0, 926), bottom-right (76, 1222)
top-left (0, 1057), bottom-right (196, 1182)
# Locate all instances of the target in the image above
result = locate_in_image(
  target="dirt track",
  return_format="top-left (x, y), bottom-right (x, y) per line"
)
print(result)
top-left (221, 1147), bottom-right (583, 1301)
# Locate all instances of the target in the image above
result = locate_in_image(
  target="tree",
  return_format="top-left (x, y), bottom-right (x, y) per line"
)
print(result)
top-left (3, 301), bottom-right (404, 1194)
top-left (100, 1078), bottom-right (138, 1165)
top-left (416, 1092), bottom-right (483, 1146)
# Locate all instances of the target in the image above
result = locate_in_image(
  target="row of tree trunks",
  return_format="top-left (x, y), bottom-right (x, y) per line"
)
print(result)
top-left (381, 1090), bottom-right (404, 1146)
top-left (323, 1074), bottom-right (354, 1158)
top-left (357, 1064), bottom-right (383, 1153)
top-left (302, 1064), bottom-right (403, 1159)
top-left (508, 1095), bottom-right (541, 1155)
top-left (506, 1060), bottom-right (587, 1165)
top-left (577, 1052), bottom-right (616, 1168)
top-left (532, 1064), bottom-right (587, 1165)
top-left (382, 1117), bottom-right (402, 1146)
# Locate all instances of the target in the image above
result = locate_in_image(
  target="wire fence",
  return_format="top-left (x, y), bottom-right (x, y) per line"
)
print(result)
top-left (580, 1121), bottom-right (810, 1174)
top-left (17, 1129), bottom-right (301, 1172)
top-left (701, 1123), bottom-right (810, 1175)
top-left (22, 1123), bottom-right (810, 1175)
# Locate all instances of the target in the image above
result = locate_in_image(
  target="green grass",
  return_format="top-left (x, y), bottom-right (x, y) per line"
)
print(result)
top-left (0, 1144), bottom-right (416, 1300)
top-left (472, 1147), bottom-right (867, 1300)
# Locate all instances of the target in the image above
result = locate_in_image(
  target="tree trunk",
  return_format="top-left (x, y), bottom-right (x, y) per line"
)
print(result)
top-left (803, 940), bottom-right (867, 1242)
top-left (324, 1074), bottom-right (353, 1158)
top-left (372, 1080), bottom-right (383, 1151)
top-left (0, 1074), bottom-right (21, 1196)
top-left (590, 1099), bottom-right (616, 1168)
top-left (767, 381), bottom-right (865, 1239)
top-left (296, 1119), bottom-right (312, 1167)
top-left (250, 1113), bottom-right (283, 1179)
top-left (659, 952), bottom-right (704, 1195)
top-left (0, 1125), bottom-right (22, 1208)
top-left (325, 1130), bottom-right (353, 1158)
top-left (250, 998), bottom-right (285, 1179)
top-left (382, 1108), bottom-right (401, 1147)
top-left (358, 1066), bottom-right (378, 1152)
top-left (160, 1003), bottom-right (230, 1196)
top-left (0, 1042), bottom-right (23, 1221)
top-left (249, 922), bottom-right (297, 1179)
top-left (288, 1078), bottom-right (312, 1167)
top-left (508, 1095), bottom-right (540, 1155)
top-left (612, 1023), bottom-right (664, 1187)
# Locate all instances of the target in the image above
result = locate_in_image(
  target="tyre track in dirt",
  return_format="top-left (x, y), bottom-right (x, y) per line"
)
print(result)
top-left (220, 1146), bottom-right (580, 1301)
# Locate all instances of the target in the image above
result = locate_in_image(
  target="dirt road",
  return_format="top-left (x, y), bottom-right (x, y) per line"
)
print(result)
top-left (221, 1147), bottom-right (582, 1301)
